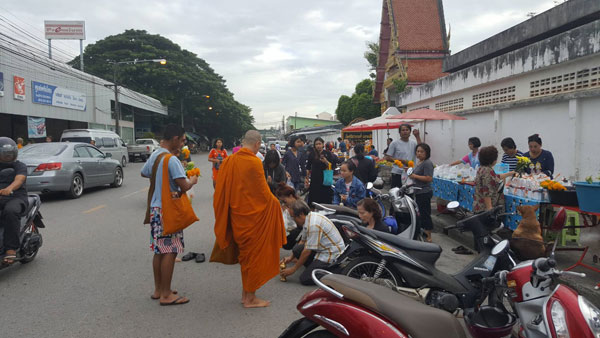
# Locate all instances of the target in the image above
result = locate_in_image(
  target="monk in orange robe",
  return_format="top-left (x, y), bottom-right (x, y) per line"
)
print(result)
top-left (211, 130), bottom-right (286, 308)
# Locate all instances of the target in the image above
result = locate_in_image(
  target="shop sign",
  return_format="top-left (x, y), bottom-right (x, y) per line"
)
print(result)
top-left (44, 21), bottom-right (85, 40)
top-left (342, 131), bottom-right (373, 142)
top-left (32, 80), bottom-right (86, 111)
top-left (13, 76), bottom-right (25, 100)
top-left (28, 117), bottom-right (47, 138)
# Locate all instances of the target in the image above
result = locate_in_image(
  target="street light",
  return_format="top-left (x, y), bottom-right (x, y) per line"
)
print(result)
top-left (106, 58), bottom-right (167, 136)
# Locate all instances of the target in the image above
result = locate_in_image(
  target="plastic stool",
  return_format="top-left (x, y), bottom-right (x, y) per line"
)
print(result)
top-left (561, 210), bottom-right (581, 246)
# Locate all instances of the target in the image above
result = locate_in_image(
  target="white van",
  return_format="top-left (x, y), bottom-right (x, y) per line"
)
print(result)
top-left (60, 129), bottom-right (128, 167)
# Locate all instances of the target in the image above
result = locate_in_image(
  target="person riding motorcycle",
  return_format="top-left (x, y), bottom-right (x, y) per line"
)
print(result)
top-left (0, 137), bottom-right (28, 266)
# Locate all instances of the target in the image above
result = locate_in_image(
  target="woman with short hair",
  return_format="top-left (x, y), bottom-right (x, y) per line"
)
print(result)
top-left (357, 199), bottom-right (389, 233)
top-left (500, 137), bottom-right (523, 172)
top-left (451, 137), bottom-right (481, 168)
top-left (473, 146), bottom-right (515, 213)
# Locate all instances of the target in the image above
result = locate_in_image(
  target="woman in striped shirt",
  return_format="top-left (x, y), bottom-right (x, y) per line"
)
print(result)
top-left (501, 137), bottom-right (523, 171)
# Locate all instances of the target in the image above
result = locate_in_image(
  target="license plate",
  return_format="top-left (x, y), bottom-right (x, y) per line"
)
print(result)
top-left (483, 255), bottom-right (497, 271)
top-left (134, 153), bottom-right (140, 156)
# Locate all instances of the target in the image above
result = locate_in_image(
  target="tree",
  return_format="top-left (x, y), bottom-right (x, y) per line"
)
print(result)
top-left (69, 29), bottom-right (254, 143)
top-left (334, 79), bottom-right (380, 126)
top-left (364, 42), bottom-right (379, 79)
top-left (335, 95), bottom-right (353, 125)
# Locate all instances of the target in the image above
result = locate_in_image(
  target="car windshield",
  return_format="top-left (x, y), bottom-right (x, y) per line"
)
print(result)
top-left (20, 143), bottom-right (67, 156)
top-left (136, 139), bottom-right (154, 144)
top-left (62, 136), bottom-right (92, 143)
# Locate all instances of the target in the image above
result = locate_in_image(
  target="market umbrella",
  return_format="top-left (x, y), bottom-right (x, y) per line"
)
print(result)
top-left (386, 108), bottom-right (467, 141)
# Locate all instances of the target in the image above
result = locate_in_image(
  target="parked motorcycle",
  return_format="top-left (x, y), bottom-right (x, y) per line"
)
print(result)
top-left (330, 204), bottom-right (517, 313)
top-left (279, 263), bottom-right (516, 338)
top-left (0, 194), bottom-right (44, 269)
top-left (478, 238), bottom-right (600, 338)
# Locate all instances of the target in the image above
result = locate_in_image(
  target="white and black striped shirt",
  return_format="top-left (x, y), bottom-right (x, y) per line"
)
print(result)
top-left (501, 151), bottom-right (523, 171)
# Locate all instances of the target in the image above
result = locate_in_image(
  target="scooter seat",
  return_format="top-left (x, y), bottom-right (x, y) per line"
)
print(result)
top-left (361, 227), bottom-right (442, 253)
top-left (317, 204), bottom-right (358, 217)
top-left (321, 273), bottom-right (467, 338)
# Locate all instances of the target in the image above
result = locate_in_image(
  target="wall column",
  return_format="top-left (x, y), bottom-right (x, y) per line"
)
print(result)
top-left (568, 99), bottom-right (581, 180)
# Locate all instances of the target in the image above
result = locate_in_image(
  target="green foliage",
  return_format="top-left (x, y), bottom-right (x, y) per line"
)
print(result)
top-left (364, 41), bottom-right (379, 79)
top-left (392, 78), bottom-right (408, 93)
top-left (69, 29), bottom-right (254, 143)
top-left (335, 95), bottom-right (353, 126)
top-left (335, 79), bottom-right (380, 126)
top-left (142, 132), bottom-right (156, 139)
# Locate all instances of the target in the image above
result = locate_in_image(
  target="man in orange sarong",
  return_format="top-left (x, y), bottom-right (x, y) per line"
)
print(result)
top-left (211, 130), bottom-right (286, 308)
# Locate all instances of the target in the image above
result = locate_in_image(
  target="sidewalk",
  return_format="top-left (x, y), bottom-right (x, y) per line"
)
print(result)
top-left (432, 210), bottom-right (600, 306)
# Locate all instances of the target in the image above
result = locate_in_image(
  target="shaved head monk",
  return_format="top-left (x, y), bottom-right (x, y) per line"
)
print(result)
top-left (210, 130), bottom-right (286, 308)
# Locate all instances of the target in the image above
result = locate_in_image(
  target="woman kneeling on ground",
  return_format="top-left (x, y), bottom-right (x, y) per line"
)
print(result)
top-left (275, 183), bottom-right (303, 250)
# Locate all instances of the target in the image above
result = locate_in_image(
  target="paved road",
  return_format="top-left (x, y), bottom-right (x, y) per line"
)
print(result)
top-left (0, 152), bottom-right (472, 337)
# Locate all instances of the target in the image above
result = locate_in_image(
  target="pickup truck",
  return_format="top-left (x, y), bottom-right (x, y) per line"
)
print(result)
top-left (128, 138), bottom-right (160, 162)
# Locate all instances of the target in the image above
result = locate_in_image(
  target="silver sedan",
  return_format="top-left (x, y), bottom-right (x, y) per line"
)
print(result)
top-left (19, 142), bottom-right (124, 198)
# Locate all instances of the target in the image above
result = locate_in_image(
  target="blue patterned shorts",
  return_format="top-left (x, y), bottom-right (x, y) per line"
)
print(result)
top-left (149, 207), bottom-right (184, 254)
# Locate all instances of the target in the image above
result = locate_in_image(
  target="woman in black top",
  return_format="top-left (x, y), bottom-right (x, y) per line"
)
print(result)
top-left (357, 198), bottom-right (389, 233)
top-left (264, 150), bottom-right (287, 194)
top-left (352, 144), bottom-right (378, 186)
top-left (305, 137), bottom-right (335, 205)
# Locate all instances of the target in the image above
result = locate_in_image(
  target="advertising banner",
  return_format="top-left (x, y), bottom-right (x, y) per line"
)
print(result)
top-left (342, 131), bottom-right (373, 143)
top-left (13, 76), bottom-right (25, 100)
top-left (0, 72), bottom-right (4, 97)
top-left (28, 117), bottom-right (47, 138)
top-left (32, 81), bottom-right (86, 111)
top-left (44, 21), bottom-right (85, 40)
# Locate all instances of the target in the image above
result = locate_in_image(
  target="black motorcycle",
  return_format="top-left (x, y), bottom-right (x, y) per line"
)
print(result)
top-left (328, 205), bottom-right (517, 313)
top-left (0, 194), bottom-right (44, 269)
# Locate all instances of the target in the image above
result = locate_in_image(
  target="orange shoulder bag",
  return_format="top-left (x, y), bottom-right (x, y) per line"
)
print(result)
top-left (160, 154), bottom-right (198, 235)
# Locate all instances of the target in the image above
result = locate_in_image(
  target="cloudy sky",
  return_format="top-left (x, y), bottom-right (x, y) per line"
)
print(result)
top-left (2, 0), bottom-right (558, 127)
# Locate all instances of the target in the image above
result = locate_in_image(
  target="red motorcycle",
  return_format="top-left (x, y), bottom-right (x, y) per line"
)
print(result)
top-left (279, 257), bottom-right (516, 338)
top-left (478, 238), bottom-right (600, 338)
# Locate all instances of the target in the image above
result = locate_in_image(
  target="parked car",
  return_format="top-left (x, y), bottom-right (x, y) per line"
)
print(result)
top-left (60, 129), bottom-right (128, 167)
top-left (127, 138), bottom-right (159, 162)
top-left (19, 142), bottom-right (124, 199)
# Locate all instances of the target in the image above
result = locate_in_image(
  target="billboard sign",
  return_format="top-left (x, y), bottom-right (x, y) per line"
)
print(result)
top-left (13, 76), bottom-right (25, 100)
top-left (0, 72), bottom-right (4, 97)
top-left (28, 117), bottom-right (47, 138)
top-left (32, 81), bottom-right (86, 111)
top-left (44, 21), bottom-right (85, 40)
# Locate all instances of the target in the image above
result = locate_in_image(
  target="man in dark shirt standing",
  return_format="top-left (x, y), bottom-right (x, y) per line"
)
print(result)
top-left (0, 137), bottom-right (28, 266)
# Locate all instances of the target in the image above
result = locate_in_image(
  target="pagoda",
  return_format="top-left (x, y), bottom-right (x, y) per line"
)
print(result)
top-left (373, 0), bottom-right (450, 111)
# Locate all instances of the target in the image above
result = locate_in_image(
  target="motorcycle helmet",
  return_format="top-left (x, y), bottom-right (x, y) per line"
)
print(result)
top-left (464, 306), bottom-right (516, 338)
top-left (0, 137), bottom-right (19, 163)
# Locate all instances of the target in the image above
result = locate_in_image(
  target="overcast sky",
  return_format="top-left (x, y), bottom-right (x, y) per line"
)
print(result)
top-left (2, 0), bottom-right (558, 127)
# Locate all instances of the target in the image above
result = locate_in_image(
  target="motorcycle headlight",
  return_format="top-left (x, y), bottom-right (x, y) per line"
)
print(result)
top-left (579, 296), bottom-right (600, 337)
top-left (550, 300), bottom-right (570, 338)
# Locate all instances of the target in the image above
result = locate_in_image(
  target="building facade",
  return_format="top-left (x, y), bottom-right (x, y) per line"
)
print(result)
top-left (0, 39), bottom-right (168, 145)
top-left (286, 116), bottom-right (340, 132)
top-left (392, 0), bottom-right (600, 180)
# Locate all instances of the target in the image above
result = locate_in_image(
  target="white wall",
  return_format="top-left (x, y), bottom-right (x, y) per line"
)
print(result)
top-left (417, 97), bottom-right (599, 180)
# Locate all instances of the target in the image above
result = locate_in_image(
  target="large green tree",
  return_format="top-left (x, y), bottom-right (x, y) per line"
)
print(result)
top-left (69, 29), bottom-right (254, 143)
top-left (335, 79), bottom-right (380, 125)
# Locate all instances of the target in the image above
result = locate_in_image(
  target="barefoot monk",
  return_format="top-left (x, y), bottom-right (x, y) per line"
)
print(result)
top-left (211, 130), bottom-right (286, 308)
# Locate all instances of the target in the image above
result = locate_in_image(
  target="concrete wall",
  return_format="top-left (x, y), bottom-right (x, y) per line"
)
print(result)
top-left (417, 96), bottom-right (600, 180)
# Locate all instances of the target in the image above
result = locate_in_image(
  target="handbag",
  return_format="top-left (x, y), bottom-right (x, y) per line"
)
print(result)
top-left (159, 154), bottom-right (199, 235)
top-left (209, 239), bottom-right (240, 265)
top-left (322, 169), bottom-right (334, 186)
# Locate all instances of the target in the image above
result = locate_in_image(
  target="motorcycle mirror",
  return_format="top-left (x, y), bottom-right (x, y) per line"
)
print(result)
top-left (406, 168), bottom-right (414, 176)
top-left (366, 182), bottom-right (374, 190)
top-left (446, 201), bottom-right (460, 209)
top-left (491, 239), bottom-right (510, 256)
top-left (550, 233), bottom-right (559, 260)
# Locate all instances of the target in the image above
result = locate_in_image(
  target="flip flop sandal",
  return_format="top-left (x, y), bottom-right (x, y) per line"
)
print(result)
top-left (195, 253), bottom-right (205, 263)
top-left (451, 245), bottom-right (467, 252)
top-left (181, 252), bottom-right (197, 261)
top-left (160, 296), bottom-right (190, 306)
top-left (151, 290), bottom-right (178, 300)
top-left (1, 255), bottom-right (17, 266)
top-left (455, 248), bottom-right (473, 255)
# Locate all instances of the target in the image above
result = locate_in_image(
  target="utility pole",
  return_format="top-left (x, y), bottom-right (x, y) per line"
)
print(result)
top-left (294, 111), bottom-right (297, 130)
top-left (113, 65), bottom-right (120, 136)
top-left (180, 97), bottom-right (184, 128)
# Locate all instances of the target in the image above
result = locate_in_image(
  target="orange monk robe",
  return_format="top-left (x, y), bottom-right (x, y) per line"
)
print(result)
top-left (211, 147), bottom-right (287, 292)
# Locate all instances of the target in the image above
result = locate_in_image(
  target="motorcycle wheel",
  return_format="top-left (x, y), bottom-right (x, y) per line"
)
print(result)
top-left (304, 330), bottom-right (336, 337)
top-left (20, 225), bottom-right (40, 264)
top-left (342, 256), bottom-right (404, 288)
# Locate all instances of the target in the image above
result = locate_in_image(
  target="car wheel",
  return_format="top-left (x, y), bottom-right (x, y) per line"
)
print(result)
top-left (111, 167), bottom-right (123, 188)
top-left (67, 173), bottom-right (84, 199)
top-left (121, 156), bottom-right (127, 167)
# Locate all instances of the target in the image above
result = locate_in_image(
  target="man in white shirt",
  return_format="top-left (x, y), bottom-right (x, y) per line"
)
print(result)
top-left (280, 200), bottom-right (344, 285)
top-left (384, 124), bottom-right (421, 188)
